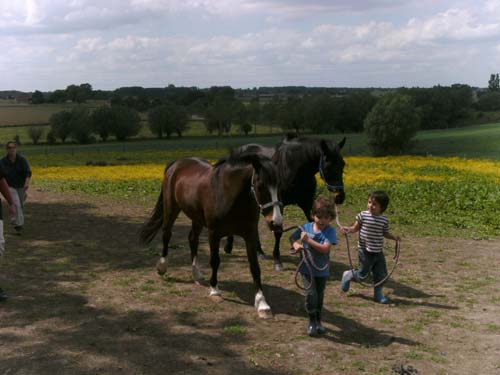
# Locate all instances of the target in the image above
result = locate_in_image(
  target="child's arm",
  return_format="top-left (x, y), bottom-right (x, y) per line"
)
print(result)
top-left (340, 220), bottom-right (360, 234)
top-left (384, 231), bottom-right (401, 242)
top-left (300, 232), bottom-right (331, 254)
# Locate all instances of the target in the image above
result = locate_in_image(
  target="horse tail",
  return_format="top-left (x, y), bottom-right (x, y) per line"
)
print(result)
top-left (139, 189), bottom-right (164, 244)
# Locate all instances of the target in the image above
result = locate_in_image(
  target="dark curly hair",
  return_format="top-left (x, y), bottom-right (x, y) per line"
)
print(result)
top-left (369, 190), bottom-right (390, 213)
top-left (311, 196), bottom-right (336, 219)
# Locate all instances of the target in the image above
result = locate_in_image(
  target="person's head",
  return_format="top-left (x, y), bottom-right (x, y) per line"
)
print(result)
top-left (311, 196), bottom-right (336, 227)
top-left (368, 190), bottom-right (390, 215)
top-left (6, 141), bottom-right (17, 157)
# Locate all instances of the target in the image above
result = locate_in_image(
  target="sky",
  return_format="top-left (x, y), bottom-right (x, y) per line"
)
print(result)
top-left (1, 0), bottom-right (500, 92)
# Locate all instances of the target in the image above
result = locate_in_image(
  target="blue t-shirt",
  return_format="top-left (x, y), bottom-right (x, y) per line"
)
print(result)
top-left (291, 222), bottom-right (337, 277)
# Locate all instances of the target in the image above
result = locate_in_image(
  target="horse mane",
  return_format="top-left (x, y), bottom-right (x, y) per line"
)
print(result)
top-left (213, 147), bottom-right (277, 186)
top-left (275, 136), bottom-right (338, 188)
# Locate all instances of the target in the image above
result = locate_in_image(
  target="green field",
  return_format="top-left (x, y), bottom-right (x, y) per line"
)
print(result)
top-left (0, 100), bottom-right (107, 126)
top-left (9, 121), bottom-right (498, 169)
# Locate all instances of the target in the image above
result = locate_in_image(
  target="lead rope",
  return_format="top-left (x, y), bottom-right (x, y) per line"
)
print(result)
top-left (289, 226), bottom-right (329, 291)
top-left (335, 205), bottom-right (401, 288)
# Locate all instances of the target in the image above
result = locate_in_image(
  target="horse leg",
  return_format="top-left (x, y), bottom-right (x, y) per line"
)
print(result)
top-left (245, 235), bottom-right (272, 319)
top-left (189, 221), bottom-right (204, 284)
top-left (156, 200), bottom-right (181, 276)
top-left (208, 231), bottom-right (222, 297)
top-left (272, 230), bottom-right (284, 272)
top-left (224, 235), bottom-right (234, 254)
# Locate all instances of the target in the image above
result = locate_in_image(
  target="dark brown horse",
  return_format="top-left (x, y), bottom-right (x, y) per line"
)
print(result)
top-left (139, 148), bottom-right (283, 318)
top-left (225, 135), bottom-right (346, 271)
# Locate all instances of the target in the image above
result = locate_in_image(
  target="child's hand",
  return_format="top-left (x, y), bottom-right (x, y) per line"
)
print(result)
top-left (292, 243), bottom-right (304, 252)
top-left (340, 226), bottom-right (349, 234)
top-left (300, 232), bottom-right (310, 244)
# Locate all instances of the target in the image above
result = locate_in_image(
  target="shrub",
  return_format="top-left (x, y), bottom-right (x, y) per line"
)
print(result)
top-left (364, 93), bottom-right (420, 156)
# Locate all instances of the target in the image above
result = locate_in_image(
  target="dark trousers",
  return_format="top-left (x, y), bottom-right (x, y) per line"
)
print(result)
top-left (301, 274), bottom-right (327, 314)
top-left (357, 249), bottom-right (388, 284)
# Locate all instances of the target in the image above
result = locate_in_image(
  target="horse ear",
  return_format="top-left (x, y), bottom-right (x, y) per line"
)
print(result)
top-left (320, 140), bottom-right (330, 154)
top-left (338, 137), bottom-right (346, 150)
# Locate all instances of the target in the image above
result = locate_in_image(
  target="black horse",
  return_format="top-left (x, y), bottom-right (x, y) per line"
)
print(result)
top-left (139, 148), bottom-right (283, 318)
top-left (225, 134), bottom-right (346, 271)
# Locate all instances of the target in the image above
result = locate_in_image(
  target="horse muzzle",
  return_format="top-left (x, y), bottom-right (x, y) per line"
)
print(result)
top-left (332, 189), bottom-right (345, 204)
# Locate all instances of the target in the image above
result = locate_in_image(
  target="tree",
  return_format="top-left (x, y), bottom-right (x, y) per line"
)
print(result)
top-left (488, 73), bottom-right (499, 91)
top-left (276, 97), bottom-right (305, 133)
top-left (65, 83), bottom-right (93, 103)
top-left (337, 92), bottom-right (377, 133)
top-left (31, 90), bottom-right (45, 104)
top-left (232, 101), bottom-right (252, 135)
top-left (476, 91), bottom-right (500, 111)
top-left (110, 106), bottom-right (141, 140)
top-left (303, 94), bottom-right (337, 133)
top-left (70, 106), bottom-right (93, 144)
top-left (204, 97), bottom-right (234, 135)
top-left (364, 93), bottom-right (420, 156)
top-left (148, 102), bottom-right (188, 138)
top-left (247, 98), bottom-right (261, 134)
top-left (27, 126), bottom-right (44, 145)
top-left (91, 106), bottom-right (114, 141)
top-left (49, 110), bottom-right (72, 143)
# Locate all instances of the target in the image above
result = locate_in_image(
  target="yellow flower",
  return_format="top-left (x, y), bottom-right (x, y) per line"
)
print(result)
top-left (36, 156), bottom-right (500, 186)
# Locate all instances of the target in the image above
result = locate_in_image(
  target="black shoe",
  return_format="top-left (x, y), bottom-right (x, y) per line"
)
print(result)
top-left (14, 225), bottom-right (23, 235)
top-left (307, 314), bottom-right (318, 337)
top-left (0, 288), bottom-right (8, 302)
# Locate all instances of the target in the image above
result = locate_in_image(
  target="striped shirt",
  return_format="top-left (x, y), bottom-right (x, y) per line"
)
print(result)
top-left (356, 210), bottom-right (389, 253)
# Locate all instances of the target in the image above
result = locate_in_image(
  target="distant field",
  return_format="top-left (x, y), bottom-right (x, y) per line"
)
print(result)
top-left (0, 100), bottom-right (107, 126)
top-left (0, 101), bottom-right (283, 144)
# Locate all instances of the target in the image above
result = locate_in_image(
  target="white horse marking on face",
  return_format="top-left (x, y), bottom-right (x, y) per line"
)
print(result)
top-left (269, 186), bottom-right (283, 226)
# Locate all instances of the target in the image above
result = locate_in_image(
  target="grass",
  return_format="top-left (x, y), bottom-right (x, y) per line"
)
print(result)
top-left (224, 325), bottom-right (247, 335)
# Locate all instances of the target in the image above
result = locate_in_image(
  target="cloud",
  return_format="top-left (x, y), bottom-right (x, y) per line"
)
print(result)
top-left (2, 0), bottom-right (500, 90)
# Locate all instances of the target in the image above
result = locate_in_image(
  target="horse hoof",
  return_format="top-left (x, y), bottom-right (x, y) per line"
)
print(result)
top-left (209, 287), bottom-right (222, 297)
top-left (274, 263), bottom-right (284, 272)
top-left (258, 309), bottom-right (273, 319)
top-left (156, 258), bottom-right (167, 275)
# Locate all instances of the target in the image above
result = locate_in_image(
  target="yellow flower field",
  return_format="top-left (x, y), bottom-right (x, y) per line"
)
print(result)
top-left (35, 156), bottom-right (500, 185)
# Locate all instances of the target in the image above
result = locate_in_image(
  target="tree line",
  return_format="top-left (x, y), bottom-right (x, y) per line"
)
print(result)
top-left (22, 74), bottom-right (500, 155)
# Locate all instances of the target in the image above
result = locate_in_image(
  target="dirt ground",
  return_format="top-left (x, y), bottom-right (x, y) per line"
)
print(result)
top-left (0, 188), bottom-right (499, 375)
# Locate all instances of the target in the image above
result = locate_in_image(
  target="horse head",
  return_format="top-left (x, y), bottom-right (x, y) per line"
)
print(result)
top-left (241, 152), bottom-right (283, 232)
top-left (319, 137), bottom-right (346, 204)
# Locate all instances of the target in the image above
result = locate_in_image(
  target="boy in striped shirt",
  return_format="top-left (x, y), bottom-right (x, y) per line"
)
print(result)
top-left (340, 191), bottom-right (400, 304)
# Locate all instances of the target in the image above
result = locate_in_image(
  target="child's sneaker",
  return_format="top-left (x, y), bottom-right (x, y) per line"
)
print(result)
top-left (374, 287), bottom-right (389, 304)
top-left (341, 270), bottom-right (353, 292)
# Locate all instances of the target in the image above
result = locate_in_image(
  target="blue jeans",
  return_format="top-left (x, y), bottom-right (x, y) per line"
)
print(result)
top-left (301, 274), bottom-right (327, 314)
top-left (357, 249), bottom-right (387, 285)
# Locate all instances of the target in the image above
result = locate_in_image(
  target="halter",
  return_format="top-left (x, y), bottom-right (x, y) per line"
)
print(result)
top-left (319, 156), bottom-right (344, 191)
top-left (250, 169), bottom-right (283, 213)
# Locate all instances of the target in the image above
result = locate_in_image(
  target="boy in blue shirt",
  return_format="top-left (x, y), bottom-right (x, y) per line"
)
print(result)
top-left (290, 196), bottom-right (337, 336)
